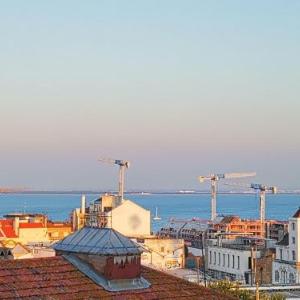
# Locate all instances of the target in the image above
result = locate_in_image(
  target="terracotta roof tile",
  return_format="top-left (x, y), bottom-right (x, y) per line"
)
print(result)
top-left (0, 256), bottom-right (235, 299)
top-left (0, 220), bottom-right (17, 238)
top-left (19, 223), bottom-right (44, 228)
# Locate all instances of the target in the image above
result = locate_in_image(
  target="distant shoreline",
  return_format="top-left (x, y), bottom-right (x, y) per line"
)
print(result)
top-left (1, 191), bottom-right (300, 195)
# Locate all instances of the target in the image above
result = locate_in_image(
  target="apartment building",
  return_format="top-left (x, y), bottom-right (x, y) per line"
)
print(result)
top-left (273, 208), bottom-right (300, 285)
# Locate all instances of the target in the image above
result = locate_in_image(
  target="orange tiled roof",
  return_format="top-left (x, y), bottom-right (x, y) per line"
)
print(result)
top-left (19, 222), bottom-right (44, 228)
top-left (0, 256), bottom-right (236, 299)
top-left (0, 220), bottom-right (17, 238)
top-left (46, 222), bottom-right (72, 228)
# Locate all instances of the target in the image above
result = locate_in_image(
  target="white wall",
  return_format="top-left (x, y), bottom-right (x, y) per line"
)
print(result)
top-left (207, 245), bottom-right (253, 281)
top-left (288, 217), bottom-right (300, 262)
top-left (109, 200), bottom-right (151, 237)
top-left (276, 245), bottom-right (290, 261)
top-left (272, 261), bottom-right (298, 284)
top-left (272, 214), bottom-right (300, 285)
top-left (141, 238), bottom-right (185, 269)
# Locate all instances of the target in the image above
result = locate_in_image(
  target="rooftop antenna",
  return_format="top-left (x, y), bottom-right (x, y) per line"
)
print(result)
top-left (98, 158), bottom-right (130, 201)
top-left (198, 172), bottom-right (256, 221)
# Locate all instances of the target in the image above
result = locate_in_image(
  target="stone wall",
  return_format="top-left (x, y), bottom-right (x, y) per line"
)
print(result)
top-left (255, 249), bottom-right (275, 284)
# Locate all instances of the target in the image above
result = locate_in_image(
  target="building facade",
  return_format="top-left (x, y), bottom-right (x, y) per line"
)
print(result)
top-left (138, 237), bottom-right (185, 270)
top-left (0, 213), bottom-right (72, 245)
top-left (72, 194), bottom-right (151, 238)
top-left (214, 216), bottom-right (287, 240)
top-left (272, 208), bottom-right (300, 285)
top-left (207, 236), bottom-right (275, 285)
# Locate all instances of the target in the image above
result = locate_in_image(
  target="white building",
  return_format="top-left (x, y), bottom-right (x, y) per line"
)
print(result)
top-left (107, 199), bottom-right (151, 238)
top-left (72, 194), bottom-right (151, 238)
top-left (138, 237), bottom-right (185, 270)
top-left (272, 208), bottom-right (300, 285)
top-left (207, 237), bottom-right (269, 284)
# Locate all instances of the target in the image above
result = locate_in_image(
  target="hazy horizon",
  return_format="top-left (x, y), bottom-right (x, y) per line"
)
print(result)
top-left (1, 1), bottom-right (299, 191)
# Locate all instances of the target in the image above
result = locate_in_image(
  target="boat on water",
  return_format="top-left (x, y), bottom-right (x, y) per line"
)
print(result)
top-left (153, 207), bottom-right (161, 221)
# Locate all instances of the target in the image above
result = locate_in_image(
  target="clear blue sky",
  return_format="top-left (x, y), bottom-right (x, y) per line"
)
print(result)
top-left (0, 1), bottom-right (299, 190)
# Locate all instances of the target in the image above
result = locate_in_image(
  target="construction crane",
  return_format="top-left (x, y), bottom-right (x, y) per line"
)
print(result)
top-left (98, 158), bottom-right (130, 200)
top-left (250, 184), bottom-right (277, 223)
top-left (198, 172), bottom-right (256, 221)
top-left (223, 182), bottom-right (277, 223)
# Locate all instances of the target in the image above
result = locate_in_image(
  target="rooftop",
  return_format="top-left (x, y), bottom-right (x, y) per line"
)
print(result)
top-left (54, 227), bottom-right (142, 256)
top-left (0, 220), bottom-right (17, 238)
top-left (220, 216), bottom-right (240, 224)
top-left (3, 213), bottom-right (45, 218)
top-left (0, 256), bottom-right (235, 299)
top-left (293, 208), bottom-right (300, 218)
top-left (277, 233), bottom-right (289, 246)
top-left (19, 223), bottom-right (44, 228)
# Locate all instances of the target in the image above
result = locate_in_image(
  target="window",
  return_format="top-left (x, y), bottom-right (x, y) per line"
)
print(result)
top-left (223, 254), bottom-right (225, 267)
top-left (209, 251), bottom-right (212, 264)
top-left (275, 271), bottom-right (279, 282)
top-left (232, 255), bottom-right (235, 268)
top-left (292, 223), bottom-right (295, 230)
top-left (227, 254), bottom-right (230, 267)
top-left (160, 247), bottom-right (164, 253)
top-left (281, 270), bottom-right (287, 284)
top-left (214, 252), bottom-right (216, 265)
top-left (248, 257), bottom-right (252, 269)
top-left (292, 250), bottom-right (296, 261)
top-left (292, 237), bottom-right (296, 244)
top-left (237, 256), bottom-right (240, 269)
top-left (280, 249), bottom-right (283, 260)
top-left (289, 273), bottom-right (296, 284)
top-left (218, 253), bottom-right (221, 265)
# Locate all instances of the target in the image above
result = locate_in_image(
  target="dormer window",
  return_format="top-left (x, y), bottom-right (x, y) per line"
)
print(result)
top-left (54, 227), bottom-right (150, 292)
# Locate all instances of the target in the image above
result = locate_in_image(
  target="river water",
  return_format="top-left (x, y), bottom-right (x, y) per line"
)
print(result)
top-left (0, 193), bottom-right (299, 232)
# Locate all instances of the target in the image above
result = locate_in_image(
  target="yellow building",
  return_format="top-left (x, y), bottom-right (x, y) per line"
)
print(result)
top-left (0, 213), bottom-right (72, 245)
top-left (138, 237), bottom-right (185, 270)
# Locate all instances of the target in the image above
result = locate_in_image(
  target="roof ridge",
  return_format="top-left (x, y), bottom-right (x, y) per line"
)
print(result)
top-left (112, 228), bottom-right (131, 254)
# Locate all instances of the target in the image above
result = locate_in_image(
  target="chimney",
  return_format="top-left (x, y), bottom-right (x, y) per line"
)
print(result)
top-left (81, 195), bottom-right (86, 215)
top-left (53, 227), bottom-right (150, 291)
top-left (72, 210), bottom-right (77, 231)
top-left (13, 217), bottom-right (19, 236)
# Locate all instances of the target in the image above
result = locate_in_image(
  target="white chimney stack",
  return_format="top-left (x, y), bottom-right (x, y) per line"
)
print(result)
top-left (81, 195), bottom-right (86, 215)
top-left (13, 217), bottom-right (20, 236)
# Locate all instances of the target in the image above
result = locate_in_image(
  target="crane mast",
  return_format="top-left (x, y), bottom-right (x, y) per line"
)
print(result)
top-left (198, 172), bottom-right (256, 221)
top-left (98, 158), bottom-right (130, 201)
top-left (223, 182), bottom-right (277, 223)
top-left (250, 184), bottom-right (277, 223)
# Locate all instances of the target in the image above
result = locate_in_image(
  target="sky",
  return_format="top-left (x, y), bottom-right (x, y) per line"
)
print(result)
top-left (0, 1), bottom-right (299, 191)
